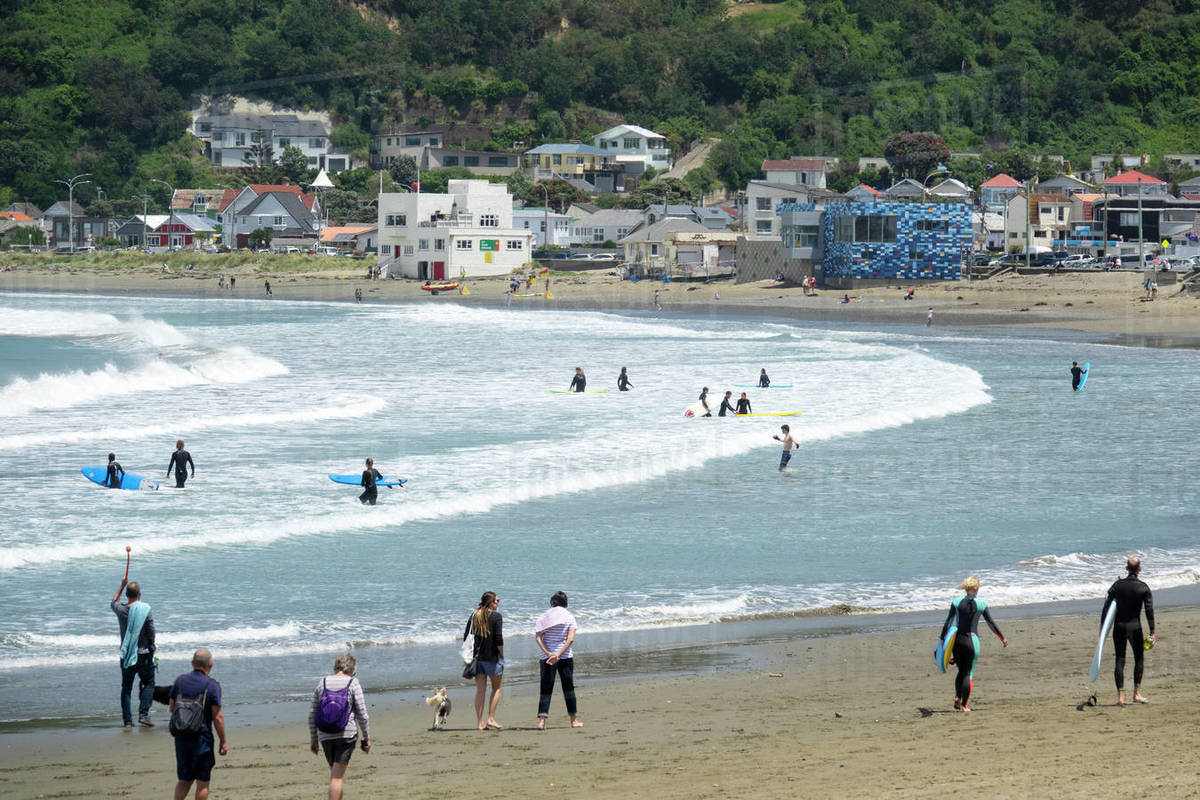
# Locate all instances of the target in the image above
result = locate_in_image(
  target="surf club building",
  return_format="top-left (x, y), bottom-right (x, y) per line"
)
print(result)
top-left (819, 201), bottom-right (972, 286)
top-left (375, 180), bottom-right (533, 279)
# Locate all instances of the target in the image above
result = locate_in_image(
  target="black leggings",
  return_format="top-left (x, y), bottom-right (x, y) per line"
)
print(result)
top-left (537, 658), bottom-right (577, 718)
top-left (175, 471), bottom-right (188, 488)
top-left (1113, 621), bottom-right (1144, 690)
top-left (952, 637), bottom-right (976, 705)
top-left (359, 487), bottom-right (377, 505)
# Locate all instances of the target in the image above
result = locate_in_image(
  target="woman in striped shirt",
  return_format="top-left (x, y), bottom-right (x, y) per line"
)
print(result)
top-left (535, 591), bottom-right (583, 730)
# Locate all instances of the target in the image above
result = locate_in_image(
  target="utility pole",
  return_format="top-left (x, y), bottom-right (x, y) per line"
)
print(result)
top-left (1025, 178), bottom-right (1033, 270)
top-left (1137, 177), bottom-right (1144, 271)
top-left (132, 194), bottom-right (151, 248)
top-left (537, 182), bottom-right (549, 250)
top-left (55, 172), bottom-right (91, 252)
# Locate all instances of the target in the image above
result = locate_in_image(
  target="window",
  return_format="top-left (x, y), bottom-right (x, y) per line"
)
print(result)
top-left (386, 138), bottom-right (392, 146)
top-left (429, 137), bottom-right (439, 147)
top-left (600, 140), bottom-right (608, 149)
top-left (798, 225), bottom-right (819, 248)
top-left (381, 244), bottom-right (391, 254)
top-left (593, 230), bottom-right (605, 242)
top-left (464, 156), bottom-right (479, 166)
top-left (650, 244), bottom-right (659, 255)
top-left (616, 227), bottom-right (630, 238)
top-left (783, 197), bottom-right (797, 204)
top-left (756, 197), bottom-right (771, 211)
top-left (506, 240), bottom-right (523, 250)
top-left (308, 157), bottom-right (318, 166)
top-left (385, 214), bottom-right (407, 227)
top-left (916, 220), bottom-right (949, 232)
top-left (443, 156), bottom-right (459, 166)
top-left (235, 133), bottom-right (246, 146)
top-left (310, 138), bottom-right (323, 148)
top-left (552, 155), bottom-right (562, 165)
top-left (1120, 212), bottom-right (1138, 227)
top-left (837, 214), bottom-right (897, 243)
top-left (799, 172), bottom-right (807, 184)
top-left (273, 216), bottom-right (285, 226)
top-left (403, 245), bottom-right (414, 255)
top-left (479, 214), bottom-right (498, 228)
top-left (488, 156), bottom-right (509, 167)
top-left (198, 122), bottom-right (211, 133)
top-left (756, 220), bottom-right (773, 233)
top-left (623, 138), bottom-right (639, 149)
top-left (418, 239), bottom-right (429, 250)
top-left (910, 250), bottom-right (925, 261)
top-left (212, 131), bottom-right (223, 143)
top-left (405, 136), bottom-right (421, 146)
top-left (456, 239), bottom-right (473, 250)
top-left (1034, 230), bottom-right (1048, 238)
top-left (278, 138), bottom-right (290, 148)
top-left (523, 220), bottom-right (530, 229)
top-left (434, 239), bottom-right (444, 249)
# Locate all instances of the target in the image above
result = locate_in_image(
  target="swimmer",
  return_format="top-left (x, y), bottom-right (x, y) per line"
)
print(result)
top-left (772, 425), bottom-right (797, 471)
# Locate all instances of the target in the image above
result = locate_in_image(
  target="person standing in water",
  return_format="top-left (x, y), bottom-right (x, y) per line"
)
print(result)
top-left (569, 368), bottom-right (586, 393)
top-left (698, 387), bottom-right (712, 417)
top-left (926, 307), bottom-right (934, 327)
top-left (617, 367), bottom-right (633, 391)
top-left (938, 576), bottom-right (1007, 713)
top-left (718, 390), bottom-right (736, 417)
top-left (758, 369), bottom-right (770, 388)
top-left (735, 392), bottom-right (752, 415)
top-left (359, 458), bottom-right (382, 505)
top-left (166, 440), bottom-right (195, 489)
top-left (1071, 361), bottom-right (1087, 391)
top-left (772, 425), bottom-right (797, 471)
top-left (105, 453), bottom-right (125, 489)
top-left (1103, 557), bottom-right (1155, 706)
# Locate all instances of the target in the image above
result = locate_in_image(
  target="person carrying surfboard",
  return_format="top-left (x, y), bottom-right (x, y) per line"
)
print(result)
top-left (360, 458), bottom-right (383, 505)
top-left (758, 369), bottom-right (770, 388)
top-left (1102, 557), bottom-right (1155, 706)
top-left (569, 368), bottom-right (587, 393)
top-left (105, 453), bottom-right (125, 489)
top-left (735, 392), bottom-right (752, 415)
top-left (938, 576), bottom-right (1007, 713)
top-left (1071, 361), bottom-right (1087, 391)
top-left (698, 387), bottom-right (712, 417)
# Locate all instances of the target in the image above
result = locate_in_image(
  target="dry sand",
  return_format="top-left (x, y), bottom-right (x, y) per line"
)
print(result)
top-left (1, 606), bottom-right (1194, 799)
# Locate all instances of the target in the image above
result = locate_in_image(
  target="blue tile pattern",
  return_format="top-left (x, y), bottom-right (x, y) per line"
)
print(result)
top-left (822, 201), bottom-right (971, 280)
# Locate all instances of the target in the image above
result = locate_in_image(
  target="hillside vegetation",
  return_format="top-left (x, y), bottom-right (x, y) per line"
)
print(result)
top-left (2, 0), bottom-right (1198, 207)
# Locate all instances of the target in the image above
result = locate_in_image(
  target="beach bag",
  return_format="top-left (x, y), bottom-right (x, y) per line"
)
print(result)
top-left (459, 631), bottom-right (475, 665)
top-left (314, 677), bottom-right (353, 734)
top-left (169, 679), bottom-right (212, 739)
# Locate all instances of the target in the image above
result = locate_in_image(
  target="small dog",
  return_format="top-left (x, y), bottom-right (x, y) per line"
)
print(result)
top-left (425, 687), bottom-right (451, 730)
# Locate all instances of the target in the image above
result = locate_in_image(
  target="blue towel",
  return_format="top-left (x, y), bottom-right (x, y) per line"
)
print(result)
top-left (120, 601), bottom-right (150, 668)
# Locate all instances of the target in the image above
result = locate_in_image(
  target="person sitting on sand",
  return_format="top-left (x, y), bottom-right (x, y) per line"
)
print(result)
top-left (938, 576), bottom-right (1007, 713)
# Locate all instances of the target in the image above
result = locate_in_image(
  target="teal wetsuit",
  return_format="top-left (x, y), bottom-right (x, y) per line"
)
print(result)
top-left (939, 595), bottom-right (1004, 706)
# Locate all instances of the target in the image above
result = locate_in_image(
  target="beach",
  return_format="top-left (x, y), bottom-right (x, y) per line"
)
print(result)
top-left (1, 604), bottom-right (1195, 799)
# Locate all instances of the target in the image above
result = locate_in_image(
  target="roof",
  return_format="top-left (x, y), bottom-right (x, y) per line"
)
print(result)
top-left (849, 184), bottom-right (884, 197)
top-left (1103, 170), bottom-right (1166, 185)
top-left (526, 143), bottom-right (607, 156)
top-left (980, 173), bottom-right (1022, 188)
top-left (1072, 193), bottom-right (1104, 202)
top-left (568, 202), bottom-right (600, 215)
top-left (929, 178), bottom-right (972, 195)
top-left (199, 114), bottom-right (328, 138)
top-left (320, 224), bottom-right (375, 244)
top-left (240, 191), bottom-right (318, 231)
top-left (216, 188), bottom-right (238, 214)
top-left (885, 179), bottom-right (926, 196)
top-left (597, 124), bottom-right (664, 140)
top-left (762, 158), bottom-right (829, 172)
top-left (1, 211), bottom-right (35, 223)
top-left (247, 184), bottom-right (304, 197)
top-left (1041, 174), bottom-right (1092, 187)
top-left (170, 189), bottom-right (224, 211)
top-left (44, 200), bottom-right (86, 217)
top-left (579, 208), bottom-right (642, 226)
top-left (1177, 176), bottom-right (1200, 188)
top-left (646, 204), bottom-right (699, 216)
top-left (4, 202), bottom-right (42, 218)
top-left (619, 217), bottom-right (707, 244)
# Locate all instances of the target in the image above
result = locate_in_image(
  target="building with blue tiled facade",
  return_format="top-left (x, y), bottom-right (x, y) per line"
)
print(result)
top-left (821, 201), bottom-right (971, 285)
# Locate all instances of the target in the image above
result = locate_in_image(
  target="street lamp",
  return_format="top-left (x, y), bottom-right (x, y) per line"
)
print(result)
top-left (922, 165), bottom-right (949, 199)
top-left (131, 194), bottom-right (152, 249)
top-left (55, 172), bottom-right (91, 252)
top-left (150, 179), bottom-right (176, 250)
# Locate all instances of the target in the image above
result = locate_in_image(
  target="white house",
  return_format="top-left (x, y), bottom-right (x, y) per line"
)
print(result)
top-left (928, 178), bottom-right (973, 202)
top-left (618, 218), bottom-right (708, 271)
top-left (567, 206), bottom-right (641, 246)
top-left (845, 183), bottom-right (885, 202)
top-left (194, 113), bottom-right (351, 171)
top-left (219, 184), bottom-right (320, 249)
top-left (884, 178), bottom-right (927, 199)
top-left (1101, 170), bottom-right (1168, 198)
top-left (592, 124), bottom-right (671, 175)
top-left (761, 158), bottom-right (829, 189)
top-left (1005, 193), bottom-right (1073, 248)
top-left (1039, 174), bottom-right (1094, 197)
top-left (376, 180), bottom-right (532, 279)
top-left (743, 181), bottom-right (812, 235)
top-left (513, 207), bottom-right (571, 248)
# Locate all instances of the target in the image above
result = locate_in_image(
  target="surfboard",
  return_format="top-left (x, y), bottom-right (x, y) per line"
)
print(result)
top-left (1089, 600), bottom-right (1118, 682)
top-left (683, 400), bottom-right (712, 418)
top-left (81, 466), bottom-right (159, 491)
top-left (935, 626), bottom-right (957, 673)
top-left (329, 474), bottom-right (407, 487)
top-left (548, 389), bottom-right (609, 394)
top-left (732, 384), bottom-right (793, 388)
top-left (735, 411), bottom-right (803, 417)
top-left (1077, 362), bottom-right (1090, 392)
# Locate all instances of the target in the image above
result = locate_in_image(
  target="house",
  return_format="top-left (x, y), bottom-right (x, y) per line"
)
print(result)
top-left (1091, 195), bottom-right (1200, 247)
top-left (979, 174), bottom-right (1024, 212)
top-left (743, 181), bottom-right (814, 235)
top-left (845, 184), bottom-right (885, 202)
top-left (976, 211), bottom-right (1006, 251)
top-left (375, 179), bottom-right (532, 279)
top-left (170, 189), bottom-right (224, 217)
top-left (194, 113), bottom-right (351, 171)
top-left (523, 144), bottom-right (625, 192)
top-left (822, 200), bottom-right (972, 285)
top-left (513, 207), bottom-right (572, 248)
top-left (884, 178), bottom-right (928, 200)
top-left (320, 224), bottom-right (377, 253)
top-left (618, 217), bottom-right (708, 272)
top-left (670, 230), bottom-right (740, 276)
top-left (0, 215), bottom-right (44, 248)
top-left (761, 158), bottom-right (829, 189)
top-left (3, 202), bottom-right (43, 220)
top-left (642, 204), bottom-right (733, 231)
top-left (114, 214), bottom-right (216, 251)
top-left (1069, 193), bottom-right (1106, 225)
top-left (1102, 170), bottom-right (1168, 198)
top-left (778, 201), bottom-right (825, 266)
top-left (219, 184), bottom-right (320, 249)
top-left (857, 157), bottom-right (890, 173)
top-left (567, 207), bottom-right (641, 246)
top-left (1177, 176), bottom-right (1200, 195)
top-left (1004, 193), bottom-right (1073, 249)
top-left (927, 178), bottom-right (973, 202)
top-left (370, 126), bottom-right (493, 167)
top-left (1087, 154), bottom-right (1143, 182)
top-left (421, 149), bottom-right (519, 176)
top-left (43, 201), bottom-right (116, 248)
top-left (591, 124), bottom-right (671, 175)
top-left (1038, 174), bottom-right (1094, 197)
top-left (1165, 154), bottom-right (1200, 171)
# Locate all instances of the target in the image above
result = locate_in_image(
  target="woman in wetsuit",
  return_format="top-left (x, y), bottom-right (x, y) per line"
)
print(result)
top-left (735, 392), bottom-right (752, 415)
top-left (359, 457), bottom-right (383, 505)
top-left (938, 576), bottom-right (1007, 712)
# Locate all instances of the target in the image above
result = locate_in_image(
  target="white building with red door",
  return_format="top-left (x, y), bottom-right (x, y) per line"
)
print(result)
top-left (376, 180), bottom-right (532, 279)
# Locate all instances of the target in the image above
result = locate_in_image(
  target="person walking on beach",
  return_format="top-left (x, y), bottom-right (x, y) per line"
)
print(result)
top-left (169, 648), bottom-right (227, 800)
top-left (758, 368), bottom-right (770, 388)
top-left (535, 591), bottom-right (583, 730)
top-left (167, 439), bottom-right (195, 489)
top-left (938, 576), bottom-right (1007, 713)
top-left (1103, 557), bottom-right (1155, 706)
top-left (359, 458), bottom-right (382, 505)
top-left (735, 392), bottom-right (752, 415)
top-left (617, 366), bottom-right (633, 391)
top-left (926, 307), bottom-right (934, 327)
top-left (112, 577), bottom-right (156, 727)
top-left (773, 425), bottom-right (798, 471)
top-left (464, 592), bottom-right (504, 730)
top-left (718, 390), bottom-right (736, 417)
top-left (228, 276), bottom-right (235, 292)
top-left (1070, 361), bottom-right (1087, 392)
top-left (654, 290), bottom-right (662, 312)
top-left (264, 280), bottom-right (272, 298)
top-left (309, 653), bottom-right (370, 800)
top-left (569, 367), bottom-right (587, 393)
top-left (698, 387), bottom-right (712, 417)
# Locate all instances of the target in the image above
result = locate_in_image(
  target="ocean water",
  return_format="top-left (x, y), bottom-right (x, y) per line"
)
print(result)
top-left (1, 292), bottom-right (1197, 725)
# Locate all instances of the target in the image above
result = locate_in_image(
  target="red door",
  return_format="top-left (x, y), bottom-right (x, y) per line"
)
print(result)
top-left (433, 261), bottom-right (445, 280)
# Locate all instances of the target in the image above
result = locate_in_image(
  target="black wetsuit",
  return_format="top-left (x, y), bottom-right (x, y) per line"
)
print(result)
top-left (939, 595), bottom-right (1004, 706)
top-left (1102, 575), bottom-right (1154, 690)
top-left (735, 397), bottom-right (751, 415)
top-left (168, 449), bottom-right (194, 488)
top-left (698, 391), bottom-right (711, 417)
top-left (617, 372), bottom-right (631, 391)
top-left (360, 468), bottom-right (383, 505)
top-left (759, 373), bottom-right (770, 388)
top-left (105, 461), bottom-right (124, 489)
top-left (569, 374), bottom-right (586, 392)
top-left (1071, 365), bottom-right (1083, 390)
top-left (718, 397), bottom-right (735, 417)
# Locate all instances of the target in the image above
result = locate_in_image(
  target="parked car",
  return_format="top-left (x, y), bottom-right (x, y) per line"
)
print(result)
top-left (1060, 254), bottom-right (1091, 266)
top-left (588, 253), bottom-right (617, 261)
top-left (314, 246), bottom-right (339, 256)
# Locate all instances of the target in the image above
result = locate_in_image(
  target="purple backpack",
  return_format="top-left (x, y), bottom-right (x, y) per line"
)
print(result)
top-left (314, 677), bottom-right (352, 733)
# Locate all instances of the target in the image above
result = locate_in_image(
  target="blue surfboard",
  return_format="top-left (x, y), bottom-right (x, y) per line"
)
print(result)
top-left (1077, 362), bottom-right (1090, 391)
top-left (81, 466), bottom-right (159, 491)
top-left (329, 473), bottom-right (407, 487)
top-left (934, 626), bottom-right (957, 674)
top-left (732, 384), bottom-right (793, 388)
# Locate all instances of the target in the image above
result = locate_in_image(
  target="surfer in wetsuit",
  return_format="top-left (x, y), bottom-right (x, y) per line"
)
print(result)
top-left (758, 369), bottom-right (770, 388)
top-left (735, 392), bottom-right (752, 415)
top-left (1102, 557), bottom-right (1155, 705)
top-left (166, 440), bottom-right (195, 488)
top-left (938, 576), bottom-right (1007, 712)
top-left (718, 391), bottom-right (736, 417)
top-left (105, 453), bottom-right (125, 489)
top-left (1071, 361), bottom-right (1086, 391)
top-left (617, 367), bottom-right (633, 391)
top-left (698, 387), bottom-right (712, 417)
top-left (569, 368), bottom-right (586, 393)
top-left (360, 458), bottom-right (383, 505)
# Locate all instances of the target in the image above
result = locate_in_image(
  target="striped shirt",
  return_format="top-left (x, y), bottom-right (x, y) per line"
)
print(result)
top-left (535, 607), bottom-right (577, 661)
top-left (308, 674), bottom-right (370, 743)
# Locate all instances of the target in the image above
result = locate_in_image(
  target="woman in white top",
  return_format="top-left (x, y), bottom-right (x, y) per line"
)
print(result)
top-left (534, 591), bottom-right (583, 730)
top-left (308, 652), bottom-right (370, 800)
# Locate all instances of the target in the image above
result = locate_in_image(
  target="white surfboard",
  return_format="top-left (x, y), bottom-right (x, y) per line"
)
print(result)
top-left (1089, 601), bottom-right (1118, 683)
top-left (683, 400), bottom-right (711, 418)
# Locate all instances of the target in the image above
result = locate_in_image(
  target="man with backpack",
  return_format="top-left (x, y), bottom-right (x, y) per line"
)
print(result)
top-left (309, 652), bottom-right (371, 800)
top-left (168, 648), bottom-right (227, 800)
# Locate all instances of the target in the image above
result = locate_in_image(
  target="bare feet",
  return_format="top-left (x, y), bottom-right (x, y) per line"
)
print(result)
top-left (536, 718), bottom-right (546, 731)
top-left (1133, 693), bottom-right (1148, 704)
top-left (477, 722), bottom-right (487, 731)
top-left (570, 718), bottom-right (583, 728)
top-left (485, 720), bottom-right (503, 730)
top-left (1117, 691), bottom-right (1126, 707)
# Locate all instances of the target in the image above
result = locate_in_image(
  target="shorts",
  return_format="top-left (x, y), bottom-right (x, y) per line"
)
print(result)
top-left (478, 658), bottom-right (504, 676)
top-left (779, 451), bottom-right (792, 468)
top-left (321, 738), bottom-right (357, 766)
top-left (175, 737), bottom-right (215, 782)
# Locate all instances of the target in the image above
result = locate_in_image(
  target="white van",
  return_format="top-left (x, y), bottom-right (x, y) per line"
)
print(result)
top-left (315, 246), bottom-right (339, 256)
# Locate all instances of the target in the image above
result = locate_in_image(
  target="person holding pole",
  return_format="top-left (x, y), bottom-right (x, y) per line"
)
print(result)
top-left (111, 551), bottom-right (156, 727)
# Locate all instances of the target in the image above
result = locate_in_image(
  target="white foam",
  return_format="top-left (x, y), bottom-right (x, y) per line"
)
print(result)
top-left (0, 308), bottom-right (191, 347)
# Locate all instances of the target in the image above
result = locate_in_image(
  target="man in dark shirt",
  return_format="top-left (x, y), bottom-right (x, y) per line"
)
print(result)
top-left (718, 390), bottom-right (736, 417)
top-left (167, 440), bottom-right (195, 488)
top-left (569, 368), bottom-right (586, 392)
top-left (169, 648), bottom-right (228, 800)
top-left (111, 578), bottom-right (156, 726)
top-left (105, 452), bottom-right (124, 489)
top-left (1102, 557), bottom-right (1155, 705)
top-left (360, 457), bottom-right (383, 505)
top-left (617, 367), bottom-right (633, 391)
top-left (1070, 361), bottom-right (1086, 391)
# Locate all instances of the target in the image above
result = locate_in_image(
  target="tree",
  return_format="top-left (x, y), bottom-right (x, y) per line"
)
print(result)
top-left (279, 145), bottom-right (310, 184)
top-left (536, 109), bottom-right (566, 142)
top-left (530, 178), bottom-right (587, 213)
top-left (883, 132), bottom-right (950, 179)
top-left (684, 165), bottom-right (716, 198)
top-left (388, 155), bottom-right (419, 188)
top-left (324, 188), bottom-right (375, 224)
top-left (242, 128), bottom-right (275, 169)
top-left (7, 226), bottom-right (44, 246)
top-left (247, 228), bottom-right (273, 249)
top-left (709, 130), bottom-right (769, 191)
top-left (505, 168), bottom-right (534, 199)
